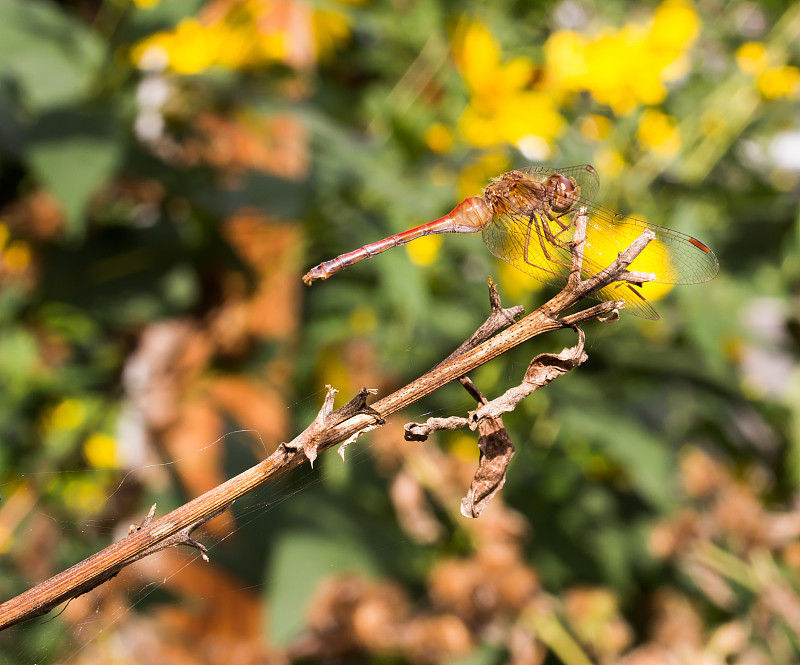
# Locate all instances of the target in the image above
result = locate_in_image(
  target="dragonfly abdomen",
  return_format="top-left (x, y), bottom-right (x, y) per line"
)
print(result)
top-left (302, 197), bottom-right (491, 284)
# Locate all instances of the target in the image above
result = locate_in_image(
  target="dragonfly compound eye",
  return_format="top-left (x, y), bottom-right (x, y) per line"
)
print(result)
top-left (549, 174), bottom-right (577, 213)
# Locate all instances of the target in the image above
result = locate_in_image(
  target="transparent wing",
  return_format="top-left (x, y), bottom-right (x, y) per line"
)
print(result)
top-left (581, 200), bottom-right (719, 285)
top-left (591, 283), bottom-right (660, 320)
top-left (482, 208), bottom-right (661, 319)
top-left (514, 165), bottom-right (718, 285)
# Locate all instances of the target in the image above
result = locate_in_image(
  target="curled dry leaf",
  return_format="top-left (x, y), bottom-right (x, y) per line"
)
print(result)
top-left (461, 417), bottom-right (515, 519)
top-left (459, 331), bottom-right (587, 518)
top-left (468, 330), bottom-right (587, 426)
top-left (337, 423), bottom-right (379, 460)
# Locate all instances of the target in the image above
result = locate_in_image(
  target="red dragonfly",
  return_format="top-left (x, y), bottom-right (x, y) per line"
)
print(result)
top-left (302, 165), bottom-right (718, 319)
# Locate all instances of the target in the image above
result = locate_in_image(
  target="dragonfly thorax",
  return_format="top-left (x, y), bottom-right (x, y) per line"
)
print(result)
top-left (484, 170), bottom-right (581, 219)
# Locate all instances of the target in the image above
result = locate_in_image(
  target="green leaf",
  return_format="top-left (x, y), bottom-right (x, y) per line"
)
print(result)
top-left (265, 529), bottom-right (379, 645)
top-left (449, 644), bottom-right (504, 665)
top-left (0, 328), bottom-right (39, 399)
top-left (0, 0), bottom-right (105, 111)
top-left (561, 406), bottom-right (676, 509)
top-left (26, 111), bottom-right (122, 237)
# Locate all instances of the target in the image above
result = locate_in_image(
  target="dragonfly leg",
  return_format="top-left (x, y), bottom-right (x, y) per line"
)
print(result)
top-left (542, 208), bottom-right (586, 273)
top-left (546, 208), bottom-right (576, 243)
top-left (524, 213), bottom-right (570, 280)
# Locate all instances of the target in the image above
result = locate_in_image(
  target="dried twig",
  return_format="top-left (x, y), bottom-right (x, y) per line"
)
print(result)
top-left (0, 208), bottom-right (654, 630)
top-left (404, 328), bottom-right (588, 442)
top-left (404, 208), bottom-right (651, 517)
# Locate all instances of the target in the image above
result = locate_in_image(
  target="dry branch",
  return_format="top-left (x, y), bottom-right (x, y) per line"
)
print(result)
top-left (0, 207), bottom-right (655, 630)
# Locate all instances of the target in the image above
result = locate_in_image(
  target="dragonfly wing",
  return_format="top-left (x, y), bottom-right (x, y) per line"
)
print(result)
top-left (482, 210), bottom-right (573, 288)
top-left (484, 210), bottom-right (661, 318)
top-left (592, 283), bottom-right (660, 320)
top-left (514, 166), bottom-right (717, 284)
top-left (581, 201), bottom-right (719, 285)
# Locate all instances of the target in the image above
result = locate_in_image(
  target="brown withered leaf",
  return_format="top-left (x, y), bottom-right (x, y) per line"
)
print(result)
top-left (163, 397), bottom-right (236, 539)
top-left (302, 574), bottom-right (409, 655)
top-left (292, 386), bottom-right (336, 466)
top-left (401, 614), bottom-right (473, 665)
top-left (389, 471), bottom-right (443, 543)
top-left (679, 447), bottom-right (730, 498)
top-left (648, 588), bottom-right (704, 649)
top-left (461, 417), bottom-right (515, 519)
top-left (713, 483), bottom-right (768, 550)
top-left (133, 548), bottom-right (269, 665)
top-left (1, 189), bottom-right (64, 239)
top-left (193, 112), bottom-right (309, 179)
top-left (211, 216), bottom-right (303, 354)
top-left (210, 376), bottom-right (290, 456)
top-left (429, 552), bottom-right (538, 624)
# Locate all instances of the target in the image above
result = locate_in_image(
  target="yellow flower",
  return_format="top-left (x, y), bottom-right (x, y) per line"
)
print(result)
top-left (406, 235), bottom-right (443, 267)
top-left (453, 20), bottom-right (502, 94)
top-left (734, 41), bottom-right (799, 99)
top-left (453, 20), bottom-right (564, 150)
top-left (649, 0), bottom-right (700, 54)
top-left (758, 66), bottom-right (800, 99)
top-left (543, 30), bottom-right (588, 93)
top-left (131, 0), bottom-right (161, 8)
top-left (424, 123), bottom-right (454, 153)
top-left (580, 115), bottom-right (613, 141)
top-left (586, 219), bottom-right (675, 302)
top-left (312, 9), bottom-right (352, 62)
top-left (447, 432), bottom-right (479, 460)
top-left (62, 478), bottom-right (107, 515)
top-left (131, 19), bottom-right (217, 74)
top-left (83, 433), bottom-right (117, 469)
top-left (544, 0), bottom-right (700, 115)
top-left (637, 108), bottom-right (681, 157)
top-left (735, 41), bottom-right (768, 75)
top-left (496, 259), bottom-right (545, 302)
top-left (173, 19), bottom-right (224, 74)
top-left (42, 399), bottom-right (86, 432)
top-left (3, 240), bottom-right (31, 275)
top-left (594, 146), bottom-right (626, 180)
top-left (130, 0), bottom-right (350, 73)
top-left (349, 306), bottom-right (377, 335)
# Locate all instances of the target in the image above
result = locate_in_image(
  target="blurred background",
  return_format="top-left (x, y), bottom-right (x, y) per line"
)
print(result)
top-left (0, 0), bottom-right (799, 662)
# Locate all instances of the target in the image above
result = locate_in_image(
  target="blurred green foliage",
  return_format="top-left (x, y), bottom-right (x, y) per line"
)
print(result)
top-left (0, 0), bottom-right (799, 662)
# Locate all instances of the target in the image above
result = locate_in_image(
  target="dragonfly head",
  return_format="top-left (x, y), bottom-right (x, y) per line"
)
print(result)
top-left (547, 173), bottom-right (579, 214)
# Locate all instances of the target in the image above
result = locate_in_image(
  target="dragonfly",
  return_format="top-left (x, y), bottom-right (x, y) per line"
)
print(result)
top-left (302, 165), bottom-right (719, 319)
